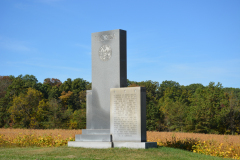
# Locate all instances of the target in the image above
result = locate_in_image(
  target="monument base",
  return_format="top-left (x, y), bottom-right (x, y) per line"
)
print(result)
top-left (68, 141), bottom-right (157, 149)
top-left (75, 134), bottom-right (112, 142)
top-left (68, 141), bottom-right (112, 148)
top-left (75, 129), bottom-right (112, 142)
top-left (113, 142), bottom-right (157, 149)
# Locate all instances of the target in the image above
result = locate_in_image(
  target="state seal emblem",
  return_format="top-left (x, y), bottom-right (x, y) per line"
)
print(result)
top-left (99, 45), bottom-right (112, 61)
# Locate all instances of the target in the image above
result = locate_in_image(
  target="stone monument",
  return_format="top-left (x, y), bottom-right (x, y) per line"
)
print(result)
top-left (68, 29), bottom-right (157, 149)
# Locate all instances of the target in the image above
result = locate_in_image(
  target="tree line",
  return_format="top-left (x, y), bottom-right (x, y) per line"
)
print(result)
top-left (0, 75), bottom-right (239, 134)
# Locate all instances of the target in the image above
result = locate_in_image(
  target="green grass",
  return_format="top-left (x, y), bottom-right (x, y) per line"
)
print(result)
top-left (0, 146), bottom-right (230, 160)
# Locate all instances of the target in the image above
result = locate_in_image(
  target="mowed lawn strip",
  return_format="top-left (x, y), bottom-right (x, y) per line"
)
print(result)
top-left (0, 146), bottom-right (230, 160)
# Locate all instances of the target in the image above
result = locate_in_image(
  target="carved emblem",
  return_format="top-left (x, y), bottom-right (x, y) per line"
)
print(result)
top-left (96, 34), bottom-right (115, 41)
top-left (99, 45), bottom-right (112, 61)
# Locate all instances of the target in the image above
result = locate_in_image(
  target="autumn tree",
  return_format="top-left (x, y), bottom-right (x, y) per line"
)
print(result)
top-left (44, 78), bottom-right (62, 87)
top-left (8, 88), bottom-right (47, 128)
top-left (0, 76), bottom-right (13, 98)
top-left (59, 91), bottom-right (74, 108)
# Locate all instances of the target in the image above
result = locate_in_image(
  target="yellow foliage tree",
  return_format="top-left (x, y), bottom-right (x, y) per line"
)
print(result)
top-left (8, 88), bottom-right (47, 128)
top-left (59, 91), bottom-right (73, 108)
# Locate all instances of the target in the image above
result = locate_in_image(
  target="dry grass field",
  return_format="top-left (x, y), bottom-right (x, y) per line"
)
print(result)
top-left (1, 128), bottom-right (239, 144)
top-left (0, 129), bottom-right (240, 159)
top-left (147, 131), bottom-right (240, 159)
top-left (0, 128), bottom-right (81, 148)
top-left (147, 131), bottom-right (240, 146)
top-left (0, 128), bottom-right (82, 140)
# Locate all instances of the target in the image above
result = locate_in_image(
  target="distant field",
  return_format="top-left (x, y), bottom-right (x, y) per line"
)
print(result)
top-left (0, 128), bottom-right (82, 140)
top-left (1, 128), bottom-right (239, 145)
top-left (0, 129), bottom-right (240, 159)
top-left (147, 131), bottom-right (240, 146)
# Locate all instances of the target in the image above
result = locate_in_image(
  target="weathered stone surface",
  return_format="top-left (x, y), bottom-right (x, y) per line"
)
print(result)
top-left (110, 87), bottom-right (146, 142)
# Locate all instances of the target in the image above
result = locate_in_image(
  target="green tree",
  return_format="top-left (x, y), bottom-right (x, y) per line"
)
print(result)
top-left (185, 83), bottom-right (204, 95)
top-left (70, 109), bottom-right (86, 129)
top-left (60, 78), bottom-right (72, 93)
top-left (37, 83), bottom-right (50, 99)
top-left (187, 82), bottom-right (228, 133)
top-left (158, 80), bottom-right (181, 98)
top-left (0, 76), bottom-right (14, 127)
top-left (146, 101), bottom-right (161, 131)
top-left (222, 91), bottom-right (240, 134)
top-left (71, 78), bottom-right (90, 110)
top-left (49, 86), bottom-right (61, 100)
top-left (40, 78), bottom-right (62, 99)
top-left (158, 86), bottom-right (189, 132)
top-left (5, 74), bottom-right (39, 98)
top-left (46, 98), bottom-right (62, 128)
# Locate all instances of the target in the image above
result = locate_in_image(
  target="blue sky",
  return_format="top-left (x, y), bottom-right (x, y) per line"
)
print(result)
top-left (1, 0), bottom-right (240, 88)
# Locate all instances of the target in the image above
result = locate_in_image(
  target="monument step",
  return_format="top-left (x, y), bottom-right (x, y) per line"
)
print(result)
top-left (113, 142), bottom-right (157, 149)
top-left (68, 141), bottom-right (112, 148)
top-left (68, 141), bottom-right (157, 149)
top-left (82, 129), bottom-right (110, 134)
top-left (75, 134), bottom-right (112, 142)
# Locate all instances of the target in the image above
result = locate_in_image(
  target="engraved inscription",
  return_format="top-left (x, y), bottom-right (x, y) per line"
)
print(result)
top-left (96, 34), bottom-right (115, 41)
top-left (99, 45), bottom-right (112, 61)
top-left (113, 93), bottom-right (138, 137)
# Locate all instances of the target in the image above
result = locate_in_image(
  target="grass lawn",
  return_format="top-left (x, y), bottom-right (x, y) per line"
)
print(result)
top-left (0, 146), bottom-right (230, 160)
